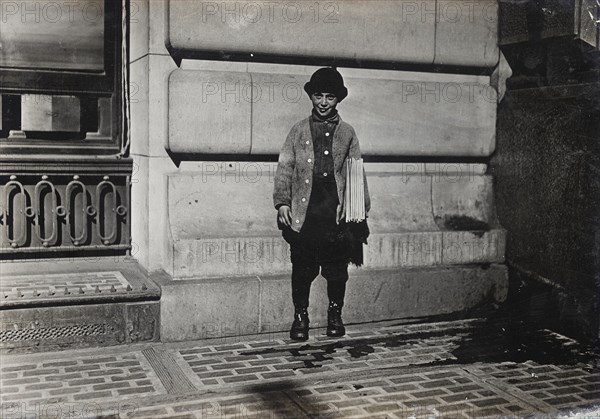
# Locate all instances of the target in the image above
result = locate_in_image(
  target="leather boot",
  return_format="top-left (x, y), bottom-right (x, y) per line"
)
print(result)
top-left (327, 302), bottom-right (345, 337)
top-left (290, 308), bottom-right (309, 341)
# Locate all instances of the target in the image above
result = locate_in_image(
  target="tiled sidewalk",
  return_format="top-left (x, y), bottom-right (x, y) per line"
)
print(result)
top-left (1, 318), bottom-right (598, 418)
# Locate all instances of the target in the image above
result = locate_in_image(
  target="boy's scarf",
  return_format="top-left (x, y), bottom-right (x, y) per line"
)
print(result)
top-left (311, 109), bottom-right (340, 124)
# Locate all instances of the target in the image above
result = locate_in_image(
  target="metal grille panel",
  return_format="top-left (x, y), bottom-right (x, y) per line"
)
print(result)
top-left (0, 163), bottom-right (132, 255)
top-left (0, 323), bottom-right (111, 342)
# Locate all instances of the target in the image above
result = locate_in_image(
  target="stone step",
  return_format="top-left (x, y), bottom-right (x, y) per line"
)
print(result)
top-left (1, 270), bottom-right (159, 309)
top-left (0, 258), bottom-right (160, 353)
top-left (157, 264), bottom-right (508, 342)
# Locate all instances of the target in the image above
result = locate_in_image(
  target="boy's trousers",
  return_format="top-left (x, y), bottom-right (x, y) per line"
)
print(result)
top-left (285, 177), bottom-right (349, 310)
top-left (290, 245), bottom-right (348, 310)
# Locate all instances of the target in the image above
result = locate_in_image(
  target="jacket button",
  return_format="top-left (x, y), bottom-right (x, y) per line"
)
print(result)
top-left (307, 159), bottom-right (311, 163)
top-left (325, 132), bottom-right (330, 137)
top-left (324, 150), bottom-right (329, 155)
top-left (305, 179), bottom-right (309, 184)
top-left (295, 220), bottom-right (300, 224)
top-left (302, 198), bottom-right (306, 202)
top-left (323, 172), bottom-right (328, 177)
top-left (305, 141), bottom-right (310, 145)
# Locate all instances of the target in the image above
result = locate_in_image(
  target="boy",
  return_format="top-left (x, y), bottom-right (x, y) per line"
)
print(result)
top-left (273, 67), bottom-right (370, 341)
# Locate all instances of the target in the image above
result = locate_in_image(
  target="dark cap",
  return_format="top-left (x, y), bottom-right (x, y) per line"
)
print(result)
top-left (304, 67), bottom-right (348, 102)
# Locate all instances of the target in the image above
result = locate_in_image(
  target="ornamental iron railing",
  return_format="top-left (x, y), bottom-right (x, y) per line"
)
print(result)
top-left (0, 159), bottom-right (132, 256)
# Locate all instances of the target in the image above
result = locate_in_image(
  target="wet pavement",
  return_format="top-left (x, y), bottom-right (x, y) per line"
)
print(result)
top-left (1, 316), bottom-right (598, 418)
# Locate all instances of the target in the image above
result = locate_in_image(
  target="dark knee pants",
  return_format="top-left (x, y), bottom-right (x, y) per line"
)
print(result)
top-left (285, 176), bottom-right (349, 310)
top-left (291, 246), bottom-right (348, 309)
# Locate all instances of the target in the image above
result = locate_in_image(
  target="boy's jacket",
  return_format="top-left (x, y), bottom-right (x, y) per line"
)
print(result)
top-left (273, 116), bottom-right (370, 232)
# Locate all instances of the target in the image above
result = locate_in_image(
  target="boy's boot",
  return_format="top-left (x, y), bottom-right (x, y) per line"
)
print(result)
top-left (291, 261), bottom-right (316, 341)
top-left (327, 301), bottom-right (345, 337)
top-left (290, 308), bottom-right (309, 341)
top-left (326, 277), bottom-right (346, 337)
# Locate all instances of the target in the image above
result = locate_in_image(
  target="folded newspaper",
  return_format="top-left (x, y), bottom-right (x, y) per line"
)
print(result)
top-left (345, 157), bottom-right (366, 222)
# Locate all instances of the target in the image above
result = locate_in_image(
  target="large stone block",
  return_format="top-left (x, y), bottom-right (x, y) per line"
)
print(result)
top-left (167, 0), bottom-right (435, 64)
top-left (340, 74), bottom-right (496, 156)
top-left (160, 277), bottom-right (260, 342)
top-left (167, 167), bottom-right (276, 240)
top-left (367, 170), bottom-right (437, 233)
top-left (167, 66), bottom-right (497, 157)
top-left (166, 167), bottom-right (505, 278)
top-left (168, 167), bottom-right (283, 278)
top-left (168, 70), bottom-right (252, 154)
top-left (435, 0), bottom-right (499, 67)
top-left (342, 264), bottom-right (508, 322)
top-left (250, 72), bottom-right (310, 155)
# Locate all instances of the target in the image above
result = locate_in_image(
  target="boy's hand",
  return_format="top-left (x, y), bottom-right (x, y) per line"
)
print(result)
top-left (336, 204), bottom-right (346, 224)
top-left (278, 205), bottom-right (292, 227)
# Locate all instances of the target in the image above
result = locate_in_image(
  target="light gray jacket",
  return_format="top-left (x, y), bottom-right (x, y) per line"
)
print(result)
top-left (273, 116), bottom-right (370, 232)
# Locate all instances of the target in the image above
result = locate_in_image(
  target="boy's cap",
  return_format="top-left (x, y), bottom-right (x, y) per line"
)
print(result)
top-left (304, 67), bottom-right (348, 102)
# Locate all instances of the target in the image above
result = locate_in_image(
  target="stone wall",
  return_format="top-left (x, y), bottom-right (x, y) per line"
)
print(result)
top-left (129, 0), bottom-right (510, 341)
top-left (491, 83), bottom-right (600, 342)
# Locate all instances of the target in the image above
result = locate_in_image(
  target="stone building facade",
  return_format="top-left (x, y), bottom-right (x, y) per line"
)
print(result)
top-left (1, 0), bottom-right (596, 351)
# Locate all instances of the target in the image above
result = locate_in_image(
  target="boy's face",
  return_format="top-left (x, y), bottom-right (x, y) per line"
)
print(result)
top-left (311, 92), bottom-right (339, 117)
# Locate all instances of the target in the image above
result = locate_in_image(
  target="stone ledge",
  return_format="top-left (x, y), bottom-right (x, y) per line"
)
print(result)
top-left (171, 230), bottom-right (506, 279)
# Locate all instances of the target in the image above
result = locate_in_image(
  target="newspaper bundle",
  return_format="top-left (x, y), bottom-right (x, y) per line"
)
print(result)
top-left (345, 158), bottom-right (366, 222)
